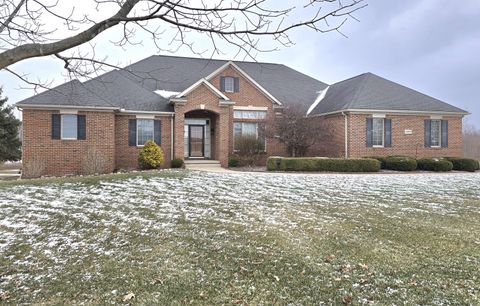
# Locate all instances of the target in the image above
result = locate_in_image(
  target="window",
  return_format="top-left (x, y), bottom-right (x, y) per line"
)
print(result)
top-left (366, 117), bottom-right (391, 148)
top-left (233, 110), bottom-right (267, 120)
top-left (224, 77), bottom-right (234, 93)
top-left (137, 119), bottom-right (154, 146)
top-left (430, 119), bottom-right (441, 147)
top-left (61, 114), bottom-right (78, 140)
top-left (372, 118), bottom-right (384, 147)
top-left (234, 122), bottom-right (265, 151)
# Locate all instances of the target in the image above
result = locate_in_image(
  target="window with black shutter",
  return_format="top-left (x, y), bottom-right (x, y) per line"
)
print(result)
top-left (51, 114), bottom-right (85, 140)
top-left (220, 76), bottom-right (239, 93)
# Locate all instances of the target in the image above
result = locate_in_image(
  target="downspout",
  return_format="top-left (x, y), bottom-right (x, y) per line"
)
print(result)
top-left (342, 111), bottom-right (348, 158)
top-left (170, 115), bottom-right (174, 160)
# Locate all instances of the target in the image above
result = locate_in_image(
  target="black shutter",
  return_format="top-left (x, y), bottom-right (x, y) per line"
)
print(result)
top-left (128, 119), bottom-right (137, 146)
top-left (384, 119), bottom-right (392, 147)
top-left (424, 120), bottom-right (431, 147)
top-left (154, 120), bottom-right (161, 145)
top-left (366, 118), bottom-right (373, 147)
top-left (51, 114), bottom-right (61, 139)
top-left (77, 115), bottom-right (86, 140)
top-left (220, 76), bottom-right (225, 92)
top-left (234, 77), bottom-right (240, 92)
top-left (441, 120), bottom-right (448, 148)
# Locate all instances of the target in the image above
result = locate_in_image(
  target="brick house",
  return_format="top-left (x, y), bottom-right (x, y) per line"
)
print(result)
top-left (16, 55), bottom-right (468, 177)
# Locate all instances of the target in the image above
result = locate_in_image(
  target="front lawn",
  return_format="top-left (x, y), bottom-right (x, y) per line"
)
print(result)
top-left (1, 171), bottom-right (479, 304)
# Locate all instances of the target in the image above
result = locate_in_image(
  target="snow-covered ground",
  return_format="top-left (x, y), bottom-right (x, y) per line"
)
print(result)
top-left (1, 171), bottom-right (479, 304)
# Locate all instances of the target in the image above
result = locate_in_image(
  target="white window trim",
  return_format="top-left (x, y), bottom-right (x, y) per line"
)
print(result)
top-left (430, 119), bottom-right (442, 148)
top-left (372, 118), bottom-right (385, 148)
top-left (224, 77), bottom-right (234, 93)
top-left (60, 114), bottom-right (78, 140)
top-left (136, 119), bottom-right (155, 147)
top-left (233, 106), bottom-right (268, 111)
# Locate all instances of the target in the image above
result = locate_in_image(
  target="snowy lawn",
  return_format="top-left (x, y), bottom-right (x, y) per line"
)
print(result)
top-left (1, 170), bottom-right (479, 305)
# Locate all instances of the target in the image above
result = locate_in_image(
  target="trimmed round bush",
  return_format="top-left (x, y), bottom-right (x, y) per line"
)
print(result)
top-left (138, 140), bottom-right (164, 169)
top-left (444, 157), bottom-right (479, 172)
top-left (417, 158), bottom-right (453, 172)
top-left (228, 155), bottom-right (240, 167)
top-left (266, 157), bottom-right (380, 172)
top-left (171, 158), bottom-right (184, 168)
top-left (368, 156), bottom-right (387, 169)
top-left (384, 156), bottom-right (417, 171)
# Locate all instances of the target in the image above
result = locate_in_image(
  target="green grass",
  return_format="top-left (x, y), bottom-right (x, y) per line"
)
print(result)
top-left (1, 171), bottom-right (479, 304)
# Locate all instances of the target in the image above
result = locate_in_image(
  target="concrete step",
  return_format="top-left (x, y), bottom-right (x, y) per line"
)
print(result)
top-left (184, 160), bottom-right (220, 165)
top-left (184, 159), bottom-right (222, 170)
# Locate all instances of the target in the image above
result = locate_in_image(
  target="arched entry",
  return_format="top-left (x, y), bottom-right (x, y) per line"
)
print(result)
top-left (184, 109), bottom-right (219, 159)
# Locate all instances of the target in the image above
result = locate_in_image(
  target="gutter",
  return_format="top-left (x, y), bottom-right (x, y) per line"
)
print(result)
top-left (16, 104), bottom-right (119, 111)
top-left (309, 108), bottom-right (470, 117)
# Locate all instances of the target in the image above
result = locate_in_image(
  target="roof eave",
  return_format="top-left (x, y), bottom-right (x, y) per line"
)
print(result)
top-left (16, 103), bottom-right (119, 111)
top-left (309, 108), bottom-right (470, 117)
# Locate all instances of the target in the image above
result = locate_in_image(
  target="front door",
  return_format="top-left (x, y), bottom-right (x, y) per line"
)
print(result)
top-left (189, 125), bottom-right (204, 157)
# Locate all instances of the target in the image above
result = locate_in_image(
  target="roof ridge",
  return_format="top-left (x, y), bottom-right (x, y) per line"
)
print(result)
top-left (365, 72), bottom-right (456, 107)
top-left (344, 73), bottom-right (372, 110)
top-left (154, 54), bottom-right (286, 66)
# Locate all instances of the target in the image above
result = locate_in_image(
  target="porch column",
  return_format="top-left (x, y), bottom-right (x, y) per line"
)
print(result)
top-left (173, 104), bottom-right (185, 160)
top-left (217, 107), bottom-right (230, 167)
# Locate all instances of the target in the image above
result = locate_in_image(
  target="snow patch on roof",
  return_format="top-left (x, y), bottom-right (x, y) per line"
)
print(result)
top-left (155, 90), bottom-right (181, 99)
top-left (307, 86), bottom-right (329, 116)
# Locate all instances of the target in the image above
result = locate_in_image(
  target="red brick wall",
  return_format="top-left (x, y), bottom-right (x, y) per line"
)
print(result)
top-left (173, 83), bottom-right (230, 166)
top-left (309, 114), bottom-right (346, 157)
top-left (22, 109), bottom-right (116, 178)
top-left (210, 66), bottom-right (288, 159)
top-left (115, 115), bottom-right (172, 170)
top-left (347, 113), bottom-right (463, 158)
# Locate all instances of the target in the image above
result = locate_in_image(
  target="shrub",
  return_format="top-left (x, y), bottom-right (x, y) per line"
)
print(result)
top-left (266, 157), bottom-right (282, 171)
top-left (384, 156), bottom-right (417, 171)
top-left (266, 157), bottom-right (380, 172)
top-left (22, 156), bottom-right (45, 178)
top-left (138, 140), bottom-right (164, 169)
top-left (368, 156), bottom-right (387, 169)
top-left (417, 158), bottom-right (453, 172)
top-left (235, 135), bottom-right (264, 166)
top-left (444, 157), bottom-right (478, 172)
top-left (228, 155), bottom-right (240, 167)
top-left (82, 146), bottom-right (111, 175)
top-left (171, 158), bottom-right (184, 168)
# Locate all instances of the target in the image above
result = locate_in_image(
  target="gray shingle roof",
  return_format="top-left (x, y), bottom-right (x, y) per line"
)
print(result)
top-left (83, 70), bottom-right (172, 112)
top-left (120, 55), bottom-right (328, 111)
top-left (16, 79), bottom-right (114, 108)
top-left (16, 56), bottom-right (466, 116)
top-left (309, 73), bottom-right (468, 115)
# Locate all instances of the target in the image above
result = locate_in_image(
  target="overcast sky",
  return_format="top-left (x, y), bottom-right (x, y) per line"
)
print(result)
top-left (1, 0), bottom-right (479, 127)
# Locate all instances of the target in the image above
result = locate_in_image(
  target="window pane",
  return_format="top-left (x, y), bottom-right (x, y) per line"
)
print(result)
top-left (137, 119), bottom-right (154, 146)
top-left (225, 77), bottom-right (234, 92)
top-left (242, 122), bottom-right (257, 135)
top-left (233, 122), bottom-right (266, 151)
top-left (233, 110), bottom-right (267, 119)
top-left (62, 115), bottom-right (77, 139)
top-left (430, 120), bottom-right (441, 146)
top-left (372, 118), bottom-right (384, 146)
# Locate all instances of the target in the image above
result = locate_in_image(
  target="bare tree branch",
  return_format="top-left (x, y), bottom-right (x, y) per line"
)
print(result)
top-left (0, 0), bottom-right (367, 87)
top-left (0, 0), bottom-right (26, 34)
